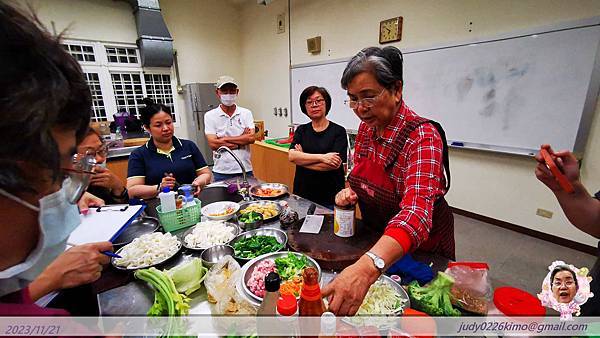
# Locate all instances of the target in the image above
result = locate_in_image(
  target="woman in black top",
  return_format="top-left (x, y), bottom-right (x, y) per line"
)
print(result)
top-left (289, 86), bottom-right (348, 208)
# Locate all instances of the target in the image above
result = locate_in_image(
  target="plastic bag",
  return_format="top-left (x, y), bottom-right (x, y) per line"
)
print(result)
top-left (444, 262), bottom-right (491, 315)
top-left (204, 255), bottom-right (257, 315)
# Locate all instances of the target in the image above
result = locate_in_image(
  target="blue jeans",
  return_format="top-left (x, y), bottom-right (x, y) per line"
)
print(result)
top-left (213, 171), bottom-right (253, 183)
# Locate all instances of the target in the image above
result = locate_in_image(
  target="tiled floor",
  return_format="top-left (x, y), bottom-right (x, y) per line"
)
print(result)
top-left (454, 213), bottom-right (597, 295)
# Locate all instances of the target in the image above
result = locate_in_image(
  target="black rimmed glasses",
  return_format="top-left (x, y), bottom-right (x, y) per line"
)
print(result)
top-left (305, 98), bottom-right (326, 107)
top-left (344, 88), bottom-right (386, 109)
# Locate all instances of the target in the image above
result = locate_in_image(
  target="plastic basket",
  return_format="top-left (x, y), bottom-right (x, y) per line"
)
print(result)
top-left (156, 198), bottom-right (201, 232)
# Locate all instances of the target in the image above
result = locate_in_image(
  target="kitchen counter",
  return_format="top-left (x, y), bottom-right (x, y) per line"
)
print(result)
top-left (250, 141), bottom-right (296, 193)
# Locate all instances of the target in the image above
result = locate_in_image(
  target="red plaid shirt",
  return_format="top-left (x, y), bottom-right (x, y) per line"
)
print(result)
top-left (354, 101), bottom-right (446, 251)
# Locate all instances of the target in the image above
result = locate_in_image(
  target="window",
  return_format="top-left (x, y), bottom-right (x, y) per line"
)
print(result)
top-left (111, 73), bottom-right (145, 120)
top-left (85, 72), bottom-right (107, 122)
top-left (106, 46), bottom-right (139, 64)
top-left (144, 74), bottom-right (176, 122)
top-left (63, 43), bottom-right (95, 62)
top-left (63, 39), bottom-right (178, 125)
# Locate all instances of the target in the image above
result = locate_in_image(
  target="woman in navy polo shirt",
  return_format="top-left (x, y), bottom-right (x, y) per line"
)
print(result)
top-left (127, 99), bottom-right (212, 199)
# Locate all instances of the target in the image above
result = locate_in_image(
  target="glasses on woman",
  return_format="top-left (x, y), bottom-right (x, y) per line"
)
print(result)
top-left (553, 279), bottom-right (575, 288)
top-left (78, 144), bottom-right (109, 158)
top-left (305, 98), bottom-right (325, 107)
top-left (344, 88), bottom-right (386, 109)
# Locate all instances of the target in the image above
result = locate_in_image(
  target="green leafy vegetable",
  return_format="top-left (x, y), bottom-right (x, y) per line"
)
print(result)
top-left (239, 211), bottom-right (262, 223)
top-left (274, 253), bottom-right (309, 280)
top-left (407, 271), bottom-right (461, 317)
top-left (134, 267), bottom-right (191, 316)
top-left (167, 258), bottom-right (208, 296)
top-left (233, 235), bottom-right (283, 259)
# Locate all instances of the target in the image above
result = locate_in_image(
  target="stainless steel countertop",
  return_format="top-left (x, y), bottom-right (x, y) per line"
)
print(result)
top-left (107, 145), bottom-right (139, 159)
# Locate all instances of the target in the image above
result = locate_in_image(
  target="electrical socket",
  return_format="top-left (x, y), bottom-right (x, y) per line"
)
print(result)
top-left (536, 208), bottom-right (553, 219)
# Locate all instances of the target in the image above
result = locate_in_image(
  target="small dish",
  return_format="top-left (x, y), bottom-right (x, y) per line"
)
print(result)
top-left (201, 201), bottom-right (240, 221)
top-left (180, 221), bottom-right (240, 251)
top-left (237, 211), bottom-right (264, 230)
top-left (249, 183), bottom-right (289, 199)
top-left (200, 245), bottom-right (235, 268)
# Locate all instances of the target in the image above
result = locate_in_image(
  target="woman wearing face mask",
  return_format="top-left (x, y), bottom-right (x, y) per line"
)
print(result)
top-left (127, 98), bottom-right (213, 199)
top-left (78, 128), bottom-right (128, 204)
top-left (0, 3), bottom-right (113, 314)
top-left (288, 86), bottom-right (348, 209)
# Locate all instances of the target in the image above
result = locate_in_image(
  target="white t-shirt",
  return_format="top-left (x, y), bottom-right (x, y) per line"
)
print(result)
top-left (204, 105), bottom-right (254, 174)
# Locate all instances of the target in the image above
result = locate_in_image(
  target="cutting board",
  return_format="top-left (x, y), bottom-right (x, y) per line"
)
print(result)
top-left (286, 214), bottom-right (381, 271)
top-left (123, 137), bottom-right (149, 147)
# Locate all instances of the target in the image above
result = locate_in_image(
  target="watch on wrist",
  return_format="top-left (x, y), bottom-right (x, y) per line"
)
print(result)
top-left (365, 251), bottom-right (385, 273)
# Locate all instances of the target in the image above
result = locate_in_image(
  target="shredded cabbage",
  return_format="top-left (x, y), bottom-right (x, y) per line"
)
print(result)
top-left (184, 221), bottom-right (236, 249)
top-left (356, 280), bottom-right (406, 315)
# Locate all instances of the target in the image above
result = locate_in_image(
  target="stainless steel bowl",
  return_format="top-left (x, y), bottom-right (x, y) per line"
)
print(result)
top-left (249, 183), bottom-right (289, 199)
top-left (229, 227), bottom-right (287, 262)
top-left (180, 221), bottom-right (241, 251)
top-left (238, 200), bottom-right (281, 223)
top-left (236, 211), bottom-right (264, 230)
top-left (242, 251), bottom-right (321, 302)
top-left (200, 245), bottom-right (235, 268)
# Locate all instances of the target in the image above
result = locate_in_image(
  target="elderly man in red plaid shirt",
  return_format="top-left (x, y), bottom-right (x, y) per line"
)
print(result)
top-left (322, 46), bottom-right (454, 316)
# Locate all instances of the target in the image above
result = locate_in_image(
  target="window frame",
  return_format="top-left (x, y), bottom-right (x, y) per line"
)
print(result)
top-left (63, 39), bottom-right (179, 125)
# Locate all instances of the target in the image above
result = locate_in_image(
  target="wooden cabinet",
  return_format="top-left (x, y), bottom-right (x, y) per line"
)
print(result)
top-left (250, 142), bottom-right (295, 192)
top-left (106, 157), bottom-right (128, 187)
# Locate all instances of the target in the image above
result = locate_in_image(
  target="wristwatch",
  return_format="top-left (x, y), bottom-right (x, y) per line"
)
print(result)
top-left (365, 251), bottom-right (385, 273)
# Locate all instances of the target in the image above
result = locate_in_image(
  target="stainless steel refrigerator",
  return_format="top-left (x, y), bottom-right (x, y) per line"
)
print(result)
top-left (182, 83), bottom-right (219, 166)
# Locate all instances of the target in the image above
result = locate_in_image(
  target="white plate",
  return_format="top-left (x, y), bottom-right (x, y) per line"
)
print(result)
top-left (201, 201), bottom-right (240, 221)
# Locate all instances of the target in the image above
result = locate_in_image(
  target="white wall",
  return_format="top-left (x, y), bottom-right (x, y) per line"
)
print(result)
top-left (283, 0), bottom-right (600, 246)
top-left (240, 0), bottom-right (291, 137)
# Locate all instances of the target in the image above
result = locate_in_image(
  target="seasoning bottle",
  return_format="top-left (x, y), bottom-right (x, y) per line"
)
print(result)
top-left (333, 203), bottom-right (355, 237)
top-left (258, 272), bottom-right (281, 316)
top-left (299, 267), bottom-right (325, 316)
top-left (277, 294), bottom-right (299, 338)
top-left (158, 187), bottom-right (176, 212)
top-left (318, 312), bottom-right (336, 338)
top-left (279, 201), bottom-right (299, 229)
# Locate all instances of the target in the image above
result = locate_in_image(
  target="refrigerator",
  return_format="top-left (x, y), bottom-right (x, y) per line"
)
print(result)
top-left (182, 83), bottom-right (220, 166)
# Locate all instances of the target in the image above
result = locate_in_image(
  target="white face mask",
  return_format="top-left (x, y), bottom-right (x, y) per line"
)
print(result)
top-left (0, 181), bottom-right (81, 297)
top-left (220, 94), bottom-right (237, 107)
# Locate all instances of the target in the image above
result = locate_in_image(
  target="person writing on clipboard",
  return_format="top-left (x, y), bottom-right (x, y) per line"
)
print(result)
top-left (0, 3), bottom-right (113, 314)
top-left (535, 144), bottom-right (599, 316)
top-left (322, 46), bottom-right (454, 316)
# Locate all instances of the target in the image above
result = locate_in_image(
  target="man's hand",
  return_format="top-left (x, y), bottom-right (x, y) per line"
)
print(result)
top-left (535, 144), bottom-right (580, 192)
top-left (321, 256), bottom-right (380, 316)
top-left (335, 187), bottom-right (358, 206)
top-left (29, 242), bottom-right (113, 301)
top-left (321, 152), bottom-right (342, 168)
top-left (78, 192), bottom-right (105, 214)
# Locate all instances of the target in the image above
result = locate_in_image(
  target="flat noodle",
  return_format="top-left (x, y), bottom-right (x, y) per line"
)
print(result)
top-left (114, 232), bottom-right (179, 269)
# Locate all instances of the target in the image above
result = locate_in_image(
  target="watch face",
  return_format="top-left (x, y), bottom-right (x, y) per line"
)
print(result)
top-left (375, 257), bottom-right (385, 269)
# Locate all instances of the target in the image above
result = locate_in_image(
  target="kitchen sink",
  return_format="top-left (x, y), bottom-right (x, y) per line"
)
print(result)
top-left (199, 185), bottom-right (243, 205)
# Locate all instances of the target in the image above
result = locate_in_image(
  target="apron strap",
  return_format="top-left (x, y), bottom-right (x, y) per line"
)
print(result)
top-left (427, 120), bottom-right (451, 192)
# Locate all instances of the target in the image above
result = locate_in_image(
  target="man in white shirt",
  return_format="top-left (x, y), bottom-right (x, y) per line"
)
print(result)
top-left (204, 75), bottom-right (255, 182)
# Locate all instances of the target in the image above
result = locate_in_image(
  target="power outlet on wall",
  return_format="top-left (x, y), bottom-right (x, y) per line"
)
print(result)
top-left (536, 208), bottom-right (553, 219)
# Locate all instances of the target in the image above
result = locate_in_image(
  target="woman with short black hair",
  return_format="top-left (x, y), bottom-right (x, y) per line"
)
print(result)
top-left (288, 86), bottom-right (348, 208)
top-left (127, 98), bottom-right (212, 199)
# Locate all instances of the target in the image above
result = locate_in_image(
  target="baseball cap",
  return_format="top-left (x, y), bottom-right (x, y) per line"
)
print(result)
top-left (216, 75), bottom-right (238, 89)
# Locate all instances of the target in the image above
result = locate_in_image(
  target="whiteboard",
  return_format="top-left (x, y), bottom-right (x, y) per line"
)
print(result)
top-left (291, 18), bottom-right (600, 156)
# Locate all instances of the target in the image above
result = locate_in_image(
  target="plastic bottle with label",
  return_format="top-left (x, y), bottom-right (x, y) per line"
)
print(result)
top-left (158, 187), bottom-right (176, 212)
top-left (277, 293), bottom-right (298, 338)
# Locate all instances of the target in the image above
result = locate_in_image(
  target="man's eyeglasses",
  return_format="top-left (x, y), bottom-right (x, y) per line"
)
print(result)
top-left (344, 88), bottom-right (386, 109)
top-left (305, 98), bottom-right (325, 107)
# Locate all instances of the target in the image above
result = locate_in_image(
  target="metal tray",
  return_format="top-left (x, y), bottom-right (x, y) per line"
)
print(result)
top-left (229, 227), bottom-right (288, 262)
top-left (180, 221), bottom-right (241, 251)
top-left (241, 251), bottom-right (320, 302)
top-left (112, 216), bottom-right (160, 247)
top-left (111, 237), bottom-right (182, 271)
top-left (341, 274), bottom-right (410, 328)
top-left (238, 200), bottom-right (281, 223)
top-left (249, 183), bottom-right (289, 199)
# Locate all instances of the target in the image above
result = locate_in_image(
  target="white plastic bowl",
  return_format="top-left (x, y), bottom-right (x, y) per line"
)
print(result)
top-left (201, 201), bottom-right (240, 221)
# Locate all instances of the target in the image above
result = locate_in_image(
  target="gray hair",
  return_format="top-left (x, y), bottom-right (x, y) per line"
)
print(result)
top-left (341, 46), bottom-right (404, 90)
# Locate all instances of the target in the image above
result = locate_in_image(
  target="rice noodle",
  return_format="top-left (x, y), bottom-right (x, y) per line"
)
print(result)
top-left (114, 232), bottom-right (180, 269)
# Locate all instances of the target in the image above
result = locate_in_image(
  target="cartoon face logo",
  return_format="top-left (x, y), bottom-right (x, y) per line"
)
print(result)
top-left (538, 261), bottom-right (594, 320)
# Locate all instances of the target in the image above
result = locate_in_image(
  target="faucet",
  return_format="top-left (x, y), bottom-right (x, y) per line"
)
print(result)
top-left (215, 146), bottom-right (250, 200)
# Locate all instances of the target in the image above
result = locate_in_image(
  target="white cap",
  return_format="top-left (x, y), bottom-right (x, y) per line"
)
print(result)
top-left (320, 312), bottom-right (336, 335)
top-left (216, 75), bottom-right (238, 88)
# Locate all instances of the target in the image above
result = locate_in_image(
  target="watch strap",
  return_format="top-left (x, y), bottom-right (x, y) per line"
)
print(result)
top-left (365, 251), bottom-right (385, 273)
